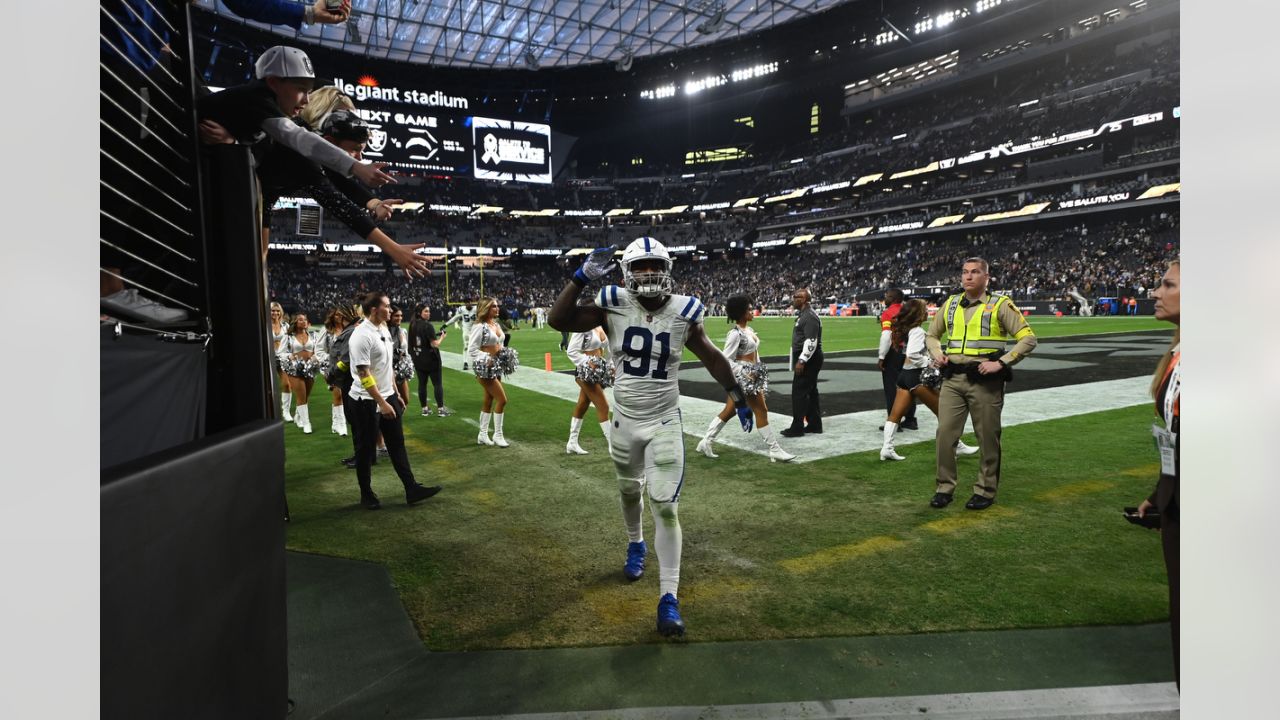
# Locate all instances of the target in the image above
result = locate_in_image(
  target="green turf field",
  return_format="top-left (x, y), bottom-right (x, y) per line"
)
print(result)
top-left (284, 315), bottom-right (1171, 650)
top-left (436, 315), bottom-right (1170, 373)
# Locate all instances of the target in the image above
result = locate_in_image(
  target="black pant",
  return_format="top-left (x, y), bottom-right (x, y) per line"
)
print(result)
top-left (350, 395), bottom-right (417, 495)
top-left (1161, 503), bottom-right (1180, 688)
top-left (416, 364), bottom-right (444, 408)
top-left (788, 351), bottom-right (824, 431)
top-left (881, 349), bottom-right (917, 420)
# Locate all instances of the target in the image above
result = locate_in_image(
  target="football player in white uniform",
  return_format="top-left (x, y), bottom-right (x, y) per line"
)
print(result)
top-left (549, 238), bottom-right (753, 637)
top-left (444, 301), bottom-right (477, 371)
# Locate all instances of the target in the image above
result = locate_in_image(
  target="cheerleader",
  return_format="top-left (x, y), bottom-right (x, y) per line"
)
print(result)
top-left (319, 308), bottom-right (350, 436)
top-left (469, 297), bottom-right (516, 447)
top-left (564, 326), bottom-right (612, 455)
top-left (279, 313), bottom-right (320, 434)
top-left (697, 295), bottom-right (796, 462)
top-left (388, 306), bottom-right (414, 407)
top-left (878, 299), bottom-right (979, 461)
top-left (270, 302), bottom-right (292, 422)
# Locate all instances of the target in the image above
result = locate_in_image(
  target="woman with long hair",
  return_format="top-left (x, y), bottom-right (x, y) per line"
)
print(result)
top-left (697, 295), bottom-right (796, 462)
top-left (279, 312), bottom-right (319, 434)
top-left (409, 304), bottom-right (449, 416)
top-left (878, 299), bottom-right (979, 461)
top-left (388, 305), bottom-right (413, 406)
top-left (270, 302), bottom-right (292, 422)
top-left (564, 326), bottom-right (612, 455)
top-left (469, 297), bottom-right (512, 447)
top-left (1134, 259), bottom-right (1180, 686)
top-left (319, 308), bottom-right (351, 436)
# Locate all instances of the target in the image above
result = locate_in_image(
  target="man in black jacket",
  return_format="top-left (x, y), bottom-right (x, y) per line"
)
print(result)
top-left (781, 288), bottom-right (824, 437)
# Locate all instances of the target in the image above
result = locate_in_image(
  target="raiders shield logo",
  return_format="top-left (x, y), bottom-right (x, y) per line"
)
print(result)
top-left (367, 127), bottom-right (388, 153)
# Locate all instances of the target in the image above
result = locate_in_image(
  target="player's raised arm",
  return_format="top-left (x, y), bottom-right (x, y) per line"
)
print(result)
top-left (549, 247), bottom-right (615, 333)
top-left (687, 323), bottom-right (755, 432)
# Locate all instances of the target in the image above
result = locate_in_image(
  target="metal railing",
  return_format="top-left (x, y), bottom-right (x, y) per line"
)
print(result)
top-left (100, 0), bottom-right (205, 322)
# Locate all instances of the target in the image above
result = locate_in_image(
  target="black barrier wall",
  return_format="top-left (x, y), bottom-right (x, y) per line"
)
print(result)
top-left (101, 2), bottom-right (287, 717)
top-left (102, 421), bottom-right (286, 719)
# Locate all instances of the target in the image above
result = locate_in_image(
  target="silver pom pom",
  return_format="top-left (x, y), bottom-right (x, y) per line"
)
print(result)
top-left (318, 359), bottom-right (331, 378)
top-left (575, 356), bottom-right (613, 387)
top-left (495, 347), bottom-right (520, 376)
top-left (735, 361), bottom-right (770, 397)
top-left (473, 355), bottom-right (502, 379)
top-left (921, 365), bottom-right (942, 390)
top-left (394, 355), bottom-right (415, 382)
top-left (288, 357), bottom-right (319, 379)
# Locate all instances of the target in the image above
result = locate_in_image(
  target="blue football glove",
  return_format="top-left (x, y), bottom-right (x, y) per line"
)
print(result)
top-left (728, 384), bottom-right (753, 432)
top-left (573, 245), bottom-right (618, 285)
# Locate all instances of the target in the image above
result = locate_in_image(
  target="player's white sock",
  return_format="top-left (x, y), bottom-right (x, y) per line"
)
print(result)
top-left (620, 479), bottom-right (644, 543)
top-left (651, 500), bottom-right (682, 598)
top-left (703, 416), bottom-right (726, 441)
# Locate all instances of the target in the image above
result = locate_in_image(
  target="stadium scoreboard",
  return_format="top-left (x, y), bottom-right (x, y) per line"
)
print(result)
top-left (340, 79), bottom-right (552, 183)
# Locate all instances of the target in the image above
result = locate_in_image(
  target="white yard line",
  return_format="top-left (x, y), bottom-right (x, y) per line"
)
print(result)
top-left (439, 351), bottom-right (1151, 463)
top-left (431, 682), bottom-right (1179, 720)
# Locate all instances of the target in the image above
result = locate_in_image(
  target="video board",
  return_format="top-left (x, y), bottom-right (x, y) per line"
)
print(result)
top-left (331, 78), bottom-right (551, 183)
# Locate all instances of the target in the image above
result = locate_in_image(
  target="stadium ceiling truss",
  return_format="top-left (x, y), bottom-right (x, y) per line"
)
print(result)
top-left (196, 0), bottom-right (855, 70)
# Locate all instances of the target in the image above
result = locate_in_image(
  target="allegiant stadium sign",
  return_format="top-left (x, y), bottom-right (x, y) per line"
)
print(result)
top-left (332, 78), bottom-right (470, 109)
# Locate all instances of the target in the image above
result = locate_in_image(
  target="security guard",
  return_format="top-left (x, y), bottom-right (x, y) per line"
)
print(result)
top-left (925, 258), bottom-right (1037, 510)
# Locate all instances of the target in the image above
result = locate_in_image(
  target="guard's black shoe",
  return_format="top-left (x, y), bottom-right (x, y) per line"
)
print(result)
top-left (803, 426), bottom-right (823, 434)
top-left (930, 492), bottom-right (954, 509)
top-left (780, 427), bottom-right (805, 438)
top-left (406, 484), bottom-right (443, 505)
top-left (965, 494), bottom-right (995, 511)
top-left (899, 417), bottom-right (919, 430)
top-left (360, 492), bottom-right (381, 510)
top-left (341, 456), bottom-right (356, 467)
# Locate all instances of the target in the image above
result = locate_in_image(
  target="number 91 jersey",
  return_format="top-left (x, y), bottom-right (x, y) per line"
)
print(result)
top-left (595, 285), bottom-right (705, 419)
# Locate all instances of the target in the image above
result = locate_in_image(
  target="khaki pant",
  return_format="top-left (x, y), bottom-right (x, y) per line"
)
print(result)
top-left (935, 373), bottom-right (1005, 498)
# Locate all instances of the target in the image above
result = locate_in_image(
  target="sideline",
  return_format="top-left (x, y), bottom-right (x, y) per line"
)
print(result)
top-left (438, 350), bottom-right (1150, 463)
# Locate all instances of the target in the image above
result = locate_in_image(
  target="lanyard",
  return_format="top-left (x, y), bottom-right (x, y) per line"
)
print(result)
top-left (1159, 349), bottom-right (1180, 428)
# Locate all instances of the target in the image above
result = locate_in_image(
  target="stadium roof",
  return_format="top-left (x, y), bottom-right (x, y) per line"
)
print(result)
top-left (195, 0), bottom-right (855, 70)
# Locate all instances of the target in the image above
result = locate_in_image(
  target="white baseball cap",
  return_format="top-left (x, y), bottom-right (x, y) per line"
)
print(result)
top-left (254, 46), bottom-right (315, 80)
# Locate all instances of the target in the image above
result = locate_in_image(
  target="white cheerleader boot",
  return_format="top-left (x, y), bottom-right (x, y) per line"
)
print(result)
top-left (332, 406), bottom-right (347, 436)
top-left (760, 425), bottom-right (796, 463)
top-left (297, 404), bottom-right (313, 434)
top-left (492, 413), bottom-right (510, 448)
top-left (879, 421), bottom-right (905, 461)
top-left (566, 417), bottom-right (588, 455)
top-left (281, 392), bottom-right (293, 422)
top-left (477, 411), bottom-right (495, 446)
top-left (955, 440), bottom-right (979, 456)
top-left (697, 417), bottom-right (725, 458)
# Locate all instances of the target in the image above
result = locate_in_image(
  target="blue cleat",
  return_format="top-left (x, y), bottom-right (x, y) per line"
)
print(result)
top-left (624, 541), bottom-right (646, 581)
top-left (657, 593), bottom-right (685, 636)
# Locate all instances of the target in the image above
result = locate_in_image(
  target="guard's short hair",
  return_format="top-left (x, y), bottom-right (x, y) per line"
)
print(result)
top-left (360, 292), bottom-right (386, 316)
top-left (885, 289), bottom-right (905, 304)
top-left (962, 257), bottom-right (989, 272)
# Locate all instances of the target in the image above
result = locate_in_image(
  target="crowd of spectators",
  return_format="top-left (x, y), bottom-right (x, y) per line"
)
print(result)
top-left (269, 210), bottom-right (1178, 323)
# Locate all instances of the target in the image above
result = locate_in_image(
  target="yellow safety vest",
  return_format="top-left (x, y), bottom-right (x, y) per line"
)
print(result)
top-left (942, 292), bottom-right (1016, 356)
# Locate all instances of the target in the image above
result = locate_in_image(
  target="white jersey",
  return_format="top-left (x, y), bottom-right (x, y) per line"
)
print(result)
top-left (278, 330), bottom-right (318, 363)
top-left (446, 306), bottom-right (477, 341)
top-left (594, 285), bottom-right (705, 419)
top-left (902, 326), bottom-right (929, 369)
top-left (721, 325), bottom-right (760, 365)
top-left (466, 322), bottom-right (505, 365)
top-left (566, 328), bottom-right (608, 367)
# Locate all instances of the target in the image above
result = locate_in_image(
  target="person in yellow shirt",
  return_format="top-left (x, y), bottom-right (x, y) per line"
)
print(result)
top-left (925, 258), bottom-right (1038, 510)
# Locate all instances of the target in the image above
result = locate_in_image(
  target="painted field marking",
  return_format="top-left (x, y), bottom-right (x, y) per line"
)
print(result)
top-left (439, 351), bottom-right (1152, 464)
